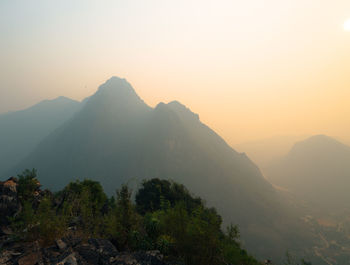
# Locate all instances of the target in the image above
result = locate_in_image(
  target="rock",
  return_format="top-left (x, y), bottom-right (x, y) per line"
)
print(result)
top-left (133, 251), bottom-right (168, 265)
top-left (55, 239), bottom-right (67, 250)
top-left (56, 253), bottom-right (78, 265)
top-left (88, 238), bottom-right (118, 256)
top-left (110, 251), bottom-right (169, 265)
top-left (63, 235), bottom-right (82, 247)
top-left (1, 236), bottom-right (171, 265)
top-left (76, 244), bottom-right (100, 264)
top-left (1, 226), bottom-right (13, 235)
top-left (110, 253), bottom-right (138, 264)
top-left (18, 252), bottom-right (41, 265)
top-left (0, 177), bottom-right (20, 227)
top-left (0, 250), bottom-right (13, 265)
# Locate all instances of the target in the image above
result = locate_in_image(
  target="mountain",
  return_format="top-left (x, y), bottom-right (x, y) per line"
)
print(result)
top-left (0, 97), bottom-right (81, 175)
top-left (234, 135), bottom-right (309, 173)
top-left (265, 135), bottom-right (350, 211)
top-left (8, 77), bottom-right (317, 262)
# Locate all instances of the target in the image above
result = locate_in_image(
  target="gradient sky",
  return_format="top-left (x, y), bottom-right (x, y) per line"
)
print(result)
top-left (1, 0), bottom-right (350, 145)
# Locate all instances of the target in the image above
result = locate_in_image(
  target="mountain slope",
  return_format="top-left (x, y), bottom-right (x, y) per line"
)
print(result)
top-left (10, 77), bottom-right (317, 262)
top-left (266, 135), bottom-right (350, 211)
top-left (0, 97), bottom-right (81, 174)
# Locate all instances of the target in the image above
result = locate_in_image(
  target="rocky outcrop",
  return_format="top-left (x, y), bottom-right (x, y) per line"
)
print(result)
top-left (0, 177), bottom-right (170, 264)
top-left (0, 176), bottom-right (50, 237)
top-left (0, 177), bottom-right (21, 232)
top-left (0, 236), bottom-right (170, 265)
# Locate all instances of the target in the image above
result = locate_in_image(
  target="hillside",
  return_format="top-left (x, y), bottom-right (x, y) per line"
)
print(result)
top-left (0, 96), bottom-right (81, 174)
top-left (265, 135), bottom-right (350, 211)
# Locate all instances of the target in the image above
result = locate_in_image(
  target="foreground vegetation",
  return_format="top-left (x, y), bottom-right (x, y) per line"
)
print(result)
top-left (7, 169), bottom-right (313, 265)
top-left (10, 169), bottom-right (261, 265)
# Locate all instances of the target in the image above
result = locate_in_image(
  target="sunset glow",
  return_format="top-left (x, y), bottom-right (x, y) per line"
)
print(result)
top-left (1, 0), bottom-right (350, 145)
top-left (344, 18), bottom-right (350, 31)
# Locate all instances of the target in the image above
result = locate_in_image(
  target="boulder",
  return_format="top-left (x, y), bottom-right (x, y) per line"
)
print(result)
top-left (56, 253), bottom-right (78, 265)
top-left (75, 244), bottom-right (100, 264)
top-left (18, 252), bottom-right (41, 265)
top-left (88, 238), bottom-right (118, 256)
top-left (55, 239), bottom-right (67, 250)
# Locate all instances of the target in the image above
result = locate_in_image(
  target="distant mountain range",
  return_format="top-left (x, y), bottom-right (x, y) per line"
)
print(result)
top-left (265, 134), bottom-right (350, 212)
top-left (1, 77), bottom-right (320, 263)
top-left (0, 97), bottom-right (81, 174)
top-left (234, 135), bottom-right (309, 172)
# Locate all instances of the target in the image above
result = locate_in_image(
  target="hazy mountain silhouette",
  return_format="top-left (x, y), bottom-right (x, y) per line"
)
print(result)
top-left (266, 134), bottom-right (350, 211)
top-left (8, 77), bottom-right (316, 261)
top-left (0, 97), bottom-right (81, 175)
top-left (234, 135), bottom-right (309, 173)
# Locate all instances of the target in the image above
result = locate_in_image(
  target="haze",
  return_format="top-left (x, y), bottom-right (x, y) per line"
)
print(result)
top-left (1, 0), bottom-right (350, 145)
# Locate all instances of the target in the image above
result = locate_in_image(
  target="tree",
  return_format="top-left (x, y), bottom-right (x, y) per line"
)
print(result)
top-left (135, 178), bottom-right (202, 214)
top-left (56, 179), bottom-right (108, 236)
top-left (17, 169), bottom-right (40, 203)
top-left (112, 185), bottom-right (141, 250)
top-left (36, 196), bottom-right (67, 245)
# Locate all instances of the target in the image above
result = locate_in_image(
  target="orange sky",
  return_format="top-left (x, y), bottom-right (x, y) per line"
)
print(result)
top-left (1, 0), bottom-right (350, 145)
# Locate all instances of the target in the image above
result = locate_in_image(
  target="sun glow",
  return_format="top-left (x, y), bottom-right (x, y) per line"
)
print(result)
top-left (344, 19), bottom-right (350, 31)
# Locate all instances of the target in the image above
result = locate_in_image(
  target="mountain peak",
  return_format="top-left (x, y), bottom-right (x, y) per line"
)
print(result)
top-left (97, 76), bottom-right (134, 92)
top-left (83, 77), bottom-right (150, 114)
top-left (294, 134), bottom-right (340, 147)
top-left (166, 101), bottom-right (200, 121)
top-left (288, 134), bottom-right (350, 158)
top-left (104, 76), bottom-right (129, 85)
top-left (53, 96), bottom-right (73, 102)
top-left (307, 134), bottom-right (333, 141)
top-left (93, 76), bottom-right (141, 101)
top-left (29, 96), bottom-right (79, 111)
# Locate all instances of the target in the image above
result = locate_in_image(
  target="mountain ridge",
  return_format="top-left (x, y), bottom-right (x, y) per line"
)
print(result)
top-left (266, 134), bottom-right (350, 211)
top-left (6, 77), bottom-right (317, 262)
top-left (0, 96), bottom-right (81, 175)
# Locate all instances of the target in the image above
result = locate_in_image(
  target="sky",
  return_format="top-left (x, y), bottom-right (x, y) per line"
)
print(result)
top-left (1, 0), bottom-right (350, 145)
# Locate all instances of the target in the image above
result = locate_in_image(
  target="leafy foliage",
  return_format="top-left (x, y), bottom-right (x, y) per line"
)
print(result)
top-left (10, 173), bottom-right (310, 265)
top-left (17, 169), bottom-right (40, 203)
top-left (136, 178), bottom-right (202, 214)
top-left (55, 179), bottom-right (108, 236)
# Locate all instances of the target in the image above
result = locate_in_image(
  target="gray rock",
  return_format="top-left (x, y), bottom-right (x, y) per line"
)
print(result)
top-left (56, 239), bottom-right (67, 250)
top-left (1, 237), bottom-right (171, 265)
top-left (56, 253), bottom-right (77, 265)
